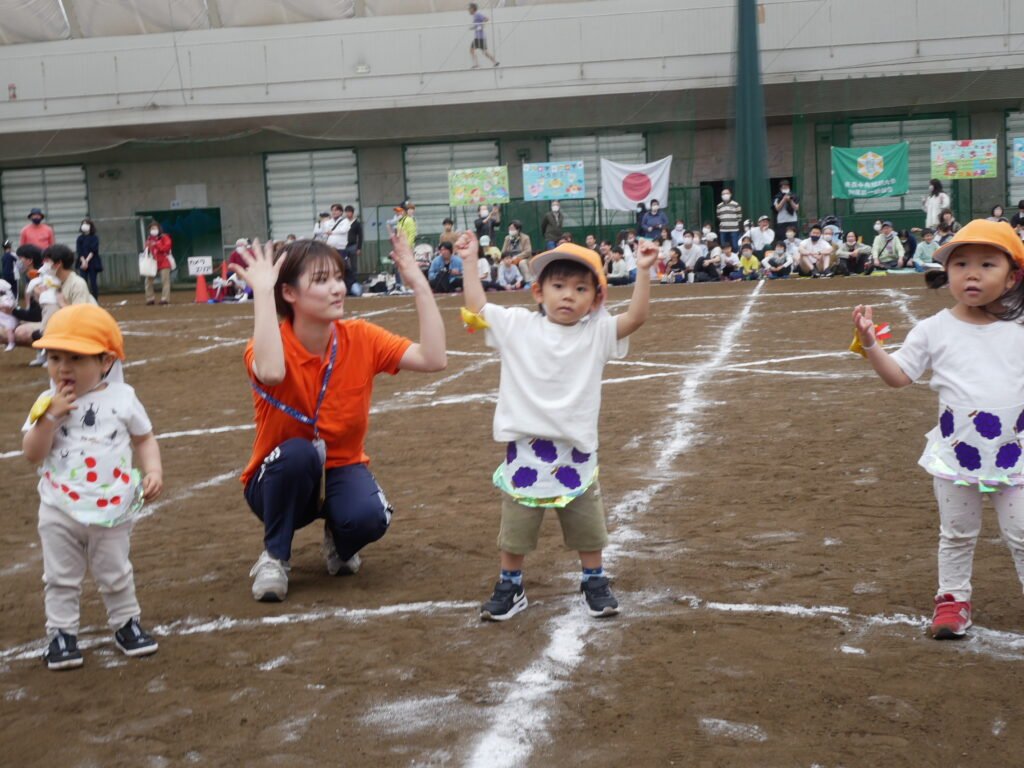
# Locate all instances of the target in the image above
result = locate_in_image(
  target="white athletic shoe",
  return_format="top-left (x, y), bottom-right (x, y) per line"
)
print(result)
top-left (249, 550), bottom-right (290, 602)
top-left (321, 525), bottom-right (361, 576)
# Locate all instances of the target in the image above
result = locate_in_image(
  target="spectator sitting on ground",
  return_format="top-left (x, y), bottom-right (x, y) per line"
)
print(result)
top-left (912, 228), bottom-right (941, 272)
top-left (720, 242), bottom-right (742, 280)
top-left (479, 235), bottom-right (502, 266)
top-left (496, 253), bottom-right (523, 290)
top-left (584, 233), bottom-right (598, 251)
top-left (896, 229), bottom-right (916, 268)
top-left (607, 246), bottom-right (631, 286)
top-left (835, 231), bottom-right (873, 275)
top-left (693, 243), bottom-right (723, 282)
top-left (763, 241), bottom-right (793, 279)
top-left (782, 225), bottom-right (800, 261)
top-left (738, 243), bottom-right (761, 281)
top-left (14, 245), bottom-right (42, 322)
top-left (1, 240), bottom-right (15, 289)
top-left (750, 215), bottom-right (775, 257)
top-left (661, 247), bottom-right (686, 283)
top-left (939, 208), bottom-right (961, 234)
top-left (678, 230), bottom-right (705, 273)
top-left (871, 220), bottom-right (904, 271)
top-left (557, 233), bottom-right (574, 245)
top-left (987, 205), bottom-right (1008, 224)
top-left (935, 221), bottom-right (954, 246)
top-left (439, 217), bottom-right (459, 248)
top-left (428, 242), bottom-right (463, 293)
top-left (671, 219), bottom-right (687, 247)
top-left (51, 244), bottom-right (96, 308)
top-left (476, 251), bottom-right (499, 291)
top-left (1011, 200), bottom-right (1024, 229)
top-left (796, 224), bottom-right (833, 277)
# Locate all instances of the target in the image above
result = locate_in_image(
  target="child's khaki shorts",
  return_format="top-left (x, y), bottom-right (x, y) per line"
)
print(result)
top-left (497, 482), bottom-right (608, 554)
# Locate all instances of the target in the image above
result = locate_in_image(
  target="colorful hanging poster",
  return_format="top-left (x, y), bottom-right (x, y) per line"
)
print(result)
top-left (522, 161), bottom-right (586, 201)
top-left (930, 139), bottom-right (998, 179)
top-left (447, 166), bottom-right (510, 206)
top-left (1013, 138), bottom-right (1024, 177)
top-left (830, 143), bottom-right (909, 199)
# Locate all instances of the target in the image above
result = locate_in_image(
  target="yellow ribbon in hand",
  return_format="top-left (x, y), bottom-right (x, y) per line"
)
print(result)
top-left (28, 393), bottom-right (53, 425)
top-left (460, 306), bottom-right (490, 334)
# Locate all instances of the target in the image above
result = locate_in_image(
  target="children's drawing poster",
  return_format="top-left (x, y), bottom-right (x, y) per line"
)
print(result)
top-left (930, 139), bottom-right (998, 179)
top-left (1013, 138), bottom-right (1024, 177)
top-left (522, 161), bottom-right (586, 201)
top-left (447, 167), bottom-right (510, 206)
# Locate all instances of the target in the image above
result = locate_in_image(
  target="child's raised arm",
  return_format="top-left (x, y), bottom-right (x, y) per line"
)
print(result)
top-left (457, 232), bottom-right (486, 314)
top-left (853, 304), bottom-right (912, 388)
top-left (230, 239), bottom-right (286, 386)
top-left (616, 240), bottom-right (657, 340)
top-left (392, 229), bottom-right (447, 373)
top-left (22, 383), bottom-right (76, 464)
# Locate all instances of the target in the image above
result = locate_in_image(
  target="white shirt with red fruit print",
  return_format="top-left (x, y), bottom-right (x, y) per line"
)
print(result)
top-left (23, 382), bottom-right (152, 526)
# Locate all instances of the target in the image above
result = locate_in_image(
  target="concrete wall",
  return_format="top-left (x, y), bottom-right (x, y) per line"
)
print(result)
top-left (85, 155), bottom-right (267, 252)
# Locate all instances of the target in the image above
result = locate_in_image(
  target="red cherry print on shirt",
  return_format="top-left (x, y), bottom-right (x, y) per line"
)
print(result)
top-left (122, 474), bottom-right (130, 485)
top-left (96, 499), bottom-right (108, 508)
top-left (85, 457), bottom-right (97, 469)
top-left (68, 492), bottom-right (80, 501)
top-left (86, 471), bottom-right (98, 483)
top-left (61, 484), bottom-right (69, 493)
top-left (111, 496), bottom-right (121, 505)
top-left (112, 468), bottom-right (121, 479)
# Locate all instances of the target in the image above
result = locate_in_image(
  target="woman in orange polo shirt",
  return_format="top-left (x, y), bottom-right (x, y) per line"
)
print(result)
top-left (231, 232), bottom-right (446, 602)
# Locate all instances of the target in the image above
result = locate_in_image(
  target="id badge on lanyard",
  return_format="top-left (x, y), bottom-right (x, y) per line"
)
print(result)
top-left (251, 331), bottom-right (338, 508)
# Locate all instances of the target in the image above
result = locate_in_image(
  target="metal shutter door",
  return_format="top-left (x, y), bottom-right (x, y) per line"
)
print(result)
top-left (850, 118), bottom-right (952, 214)
top-left (264, 149), bottom-right (359, 241)
top-left (403, 141), bottom-right (499, 236)
top-left (1007, 112), bottom-right (1024, 208)
top-left (1, 166), bottom-right (88, 246)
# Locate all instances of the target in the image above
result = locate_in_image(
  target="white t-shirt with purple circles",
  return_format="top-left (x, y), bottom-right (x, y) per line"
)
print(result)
top-left (891, 309), bottom-right (1024, 485)
top-left (482, 303), bottom-right (628, 503)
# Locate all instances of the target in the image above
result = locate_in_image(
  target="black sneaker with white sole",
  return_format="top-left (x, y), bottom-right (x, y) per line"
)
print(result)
top-left (114, 618), bottom-right (159, 657)
top-left (480, 580), bottom-right (528, 622)
top-left (44, 630), bottom-right (84, 670)
top-left (581, 576), bottom-right (620, 618)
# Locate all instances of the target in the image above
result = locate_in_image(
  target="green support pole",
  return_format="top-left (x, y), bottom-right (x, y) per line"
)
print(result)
top-left (735, 0), bottom-right (771, 221)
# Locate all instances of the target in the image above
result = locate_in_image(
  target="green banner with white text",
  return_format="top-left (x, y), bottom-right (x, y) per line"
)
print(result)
top-left (830, 143), bottom-right (909, 199)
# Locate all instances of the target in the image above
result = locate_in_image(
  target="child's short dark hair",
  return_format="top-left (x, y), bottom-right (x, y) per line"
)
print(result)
top-left (740, 243), bottom-right (753, 252)
top-left (926, 250), bottom-right (1024, 321)
top-left (274, 240), bottom-right (345, 321)
top-left (611, 246), bottom-right (623, 255)
top-left (44, 244), bottom-right (75, 270)
top-left (538, 259), bottom-right (597, 289)
top-left (469, 2), bottom-right (478, 10)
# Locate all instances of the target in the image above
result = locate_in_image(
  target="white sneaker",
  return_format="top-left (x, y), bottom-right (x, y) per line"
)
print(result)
top-left (4, 342), bottom-right (13, 352)
top-left (28, 351), bottom-right (46, 367)
top-left (249, 551), bottom-right (290, 602)
top-left (236, 293), bottom-right (249, 303)
top-left (321, 525), bottom-right (361, 576)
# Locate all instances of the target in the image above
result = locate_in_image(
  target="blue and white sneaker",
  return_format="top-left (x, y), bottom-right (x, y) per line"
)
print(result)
top-left (480, 580), bottom-right (528, 622)
top-left (114, 618), bottom-right (159, 657)
top-left (44, 630), bottom-right (84, 670)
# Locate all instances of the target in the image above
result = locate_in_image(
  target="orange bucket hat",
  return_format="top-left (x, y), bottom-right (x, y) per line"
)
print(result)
top-left (528, 243), bottom-right (608, 293)
top-left (32, 304), bottom-right (126, 360)
top-left (933, 219), bottom-right (1024, 269)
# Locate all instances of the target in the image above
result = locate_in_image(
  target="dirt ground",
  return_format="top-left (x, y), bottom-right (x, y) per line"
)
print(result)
top-left (1, 276), bottom-right (1023, 767)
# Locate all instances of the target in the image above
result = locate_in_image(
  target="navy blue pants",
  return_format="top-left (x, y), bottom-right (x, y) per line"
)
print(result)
top-left (244, 438), bottom-right (392, 562)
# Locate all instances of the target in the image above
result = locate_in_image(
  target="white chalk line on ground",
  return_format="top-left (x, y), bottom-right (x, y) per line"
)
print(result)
top-left (0, 600), bottom-right (476, 664)
top-left (464, 281), bottom-right (767, 768)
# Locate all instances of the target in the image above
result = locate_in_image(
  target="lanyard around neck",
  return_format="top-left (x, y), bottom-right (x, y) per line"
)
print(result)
top-left (250, 330), bottom-right (338, 439)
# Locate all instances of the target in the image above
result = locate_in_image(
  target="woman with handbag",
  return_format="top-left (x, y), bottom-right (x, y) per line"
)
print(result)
top-left (76, 218), bottom-right (103, 301)
top-left (143, 221), bottom-right (173, 305)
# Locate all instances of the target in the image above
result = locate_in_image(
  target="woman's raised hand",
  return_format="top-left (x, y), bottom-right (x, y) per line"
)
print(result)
top-left (230, 239), bottom-right (283, 294)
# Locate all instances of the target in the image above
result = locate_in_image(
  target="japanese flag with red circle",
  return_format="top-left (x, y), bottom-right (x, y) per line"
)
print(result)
top-left (600, 156), bottom-right (673, 211)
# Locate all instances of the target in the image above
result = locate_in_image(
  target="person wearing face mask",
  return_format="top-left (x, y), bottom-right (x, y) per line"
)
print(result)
top-left (834, 232), bottom-right (873, 276)
top-left (749, 215), bottom-right (775, 257)
top-left (763, 242), bottom-right (793, 279)
top-left (75, 219), bottom-right (102, 301)
top-left (20, 208), bottom-right (56, 251)
top-left (870, 220), bottom-right (904, 272)
top-left (475, 204), bottom-right (501, 243)
top-left (639, 199), bottom-right (668, 240)
top-left (500, 220), bottom-right (534, 284)
top-left (921, 178), bottom-right (950, 229)
top-left (670, 220), bottom-right (687, 247)
top-left (716, 189), bottom-right (742, 251)
top-left (796, 224), bottom-right (833, 277)
top-left (772, 180), bottom-right (800, 231)
top-left (541, 201), bottom-right (564, 249)
top-left (143, 221), bottom-right (174, 306)
top-left (677, 230), bottom-right (705, 274)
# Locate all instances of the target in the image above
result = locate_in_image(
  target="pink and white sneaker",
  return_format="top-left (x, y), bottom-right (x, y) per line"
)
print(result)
top-left (930, 593), bottom-right (972, 639)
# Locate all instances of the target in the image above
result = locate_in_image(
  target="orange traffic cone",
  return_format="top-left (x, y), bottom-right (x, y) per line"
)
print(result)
top-left (221, 260), bottom-right (229, 281)
top-left (194, 274), bottom-right (211, 303)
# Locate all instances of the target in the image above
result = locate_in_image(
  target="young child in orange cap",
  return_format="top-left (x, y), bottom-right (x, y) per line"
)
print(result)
top-left (22, 304), bottom-right (164, 670)
top-left (853, 219), bottom-right (1024, 641)
top-left (459, 236), bottom-right (658, 621)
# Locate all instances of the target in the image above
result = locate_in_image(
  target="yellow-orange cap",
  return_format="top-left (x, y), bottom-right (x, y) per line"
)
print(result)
top-left (933, 219), bottom-right (1024, 269)
top-left (528, 243), bottom-right (608, 293)
top-left (32, 304), bottom-right (125, 360)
